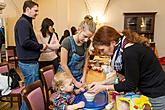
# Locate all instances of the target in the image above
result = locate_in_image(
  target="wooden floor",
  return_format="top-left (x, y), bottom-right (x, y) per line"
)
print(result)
top-left (0, 102), bottom-right (18, 110)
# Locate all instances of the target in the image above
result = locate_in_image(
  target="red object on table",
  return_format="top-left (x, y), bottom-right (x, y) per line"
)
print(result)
top-left (111, 91), bottom-right (119, 100)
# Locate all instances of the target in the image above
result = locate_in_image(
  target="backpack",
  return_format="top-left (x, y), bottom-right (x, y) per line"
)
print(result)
top-left (0, 68), bottom-right (21, 95)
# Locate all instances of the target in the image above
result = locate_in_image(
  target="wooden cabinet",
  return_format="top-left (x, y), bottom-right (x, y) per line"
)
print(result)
top-left (124, 12), bottom-right (157, 42)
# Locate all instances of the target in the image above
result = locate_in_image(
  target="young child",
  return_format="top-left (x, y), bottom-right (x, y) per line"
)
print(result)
top-left (52, 73), bottom-right (85, 110)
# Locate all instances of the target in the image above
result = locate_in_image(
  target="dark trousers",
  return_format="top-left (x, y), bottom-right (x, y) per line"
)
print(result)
top-left (39, 57), bottom-right (59, 73)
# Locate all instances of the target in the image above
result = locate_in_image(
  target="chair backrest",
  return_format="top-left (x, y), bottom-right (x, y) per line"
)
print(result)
top-left (0, 44), bottom-right (6, 62)
top-left (0, 64), bottom-right (9, 74)
top-left (40, 65), bottom-right (55, 107)
top-left (22, 80), bottom-right (46, 110)
top-left (6, 46), bottom-right (17, 60)
top-left (7, 49), bottom-right (15, 57)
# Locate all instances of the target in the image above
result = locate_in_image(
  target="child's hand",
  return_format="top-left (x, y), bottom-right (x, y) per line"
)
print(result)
top-left (74, 81), bottom-right (83, 88)
top-left (67, 101), bottom-right (85, 110)
top-left (74, 87), bottom-right (85, 94)
top-left (79, 87), bottom-right (85, 93)
top-left (88, 84), bottom-right (106, 94)
top-left (77, 101), bottom-right (85, 108)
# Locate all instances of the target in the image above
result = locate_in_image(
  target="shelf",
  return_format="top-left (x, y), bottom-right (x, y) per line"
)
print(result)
top-left (124, 12), bottom-right (157, 42)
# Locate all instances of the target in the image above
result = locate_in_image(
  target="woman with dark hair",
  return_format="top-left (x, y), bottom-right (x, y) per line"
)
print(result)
top-left (59, 29), bottom-right (70, 44)
top-left (71, 26), bottom-right (77, 35)
top-left (88, 26), bottom-right (165, 110)
top-left (58, 30), bottom-right (70, 58)
top-left (37, 18), bottom-right (61, 73)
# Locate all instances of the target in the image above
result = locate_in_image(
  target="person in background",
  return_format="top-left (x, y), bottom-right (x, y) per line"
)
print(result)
top-left (37, 18), bottom-right (61, 73)
top-left (59, 15), bottom-right (96, 88)
top-left (53, 28), bottom-right (59, 40)
top-left (14, 1), bottom-right (48, 109)
top-left (0, 27), bottom-right (5, 49)
top-left (71, 26), bottom-right (77, 35)
top-left (52, 73), bottom-right (85, 110)
top-left (0, 32), bottom-right (4, 49)
top-left (59, 29), bottom-right (70, 44)
top-left (58, 30), bottom-right (70, 59)
top-left (88, 26), bottom-right (165, 110)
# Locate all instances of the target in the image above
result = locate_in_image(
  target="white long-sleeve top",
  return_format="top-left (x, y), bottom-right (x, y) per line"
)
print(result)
top-left (37, 32), bottom-right (61, 61)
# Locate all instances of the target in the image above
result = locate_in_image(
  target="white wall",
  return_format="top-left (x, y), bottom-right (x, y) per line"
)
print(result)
top-left (35, 0), bottom-right (71, 37)
top-left (69, 0), bottom-right (88, 28)
top-left (0, 0), bottom-right (4, 2)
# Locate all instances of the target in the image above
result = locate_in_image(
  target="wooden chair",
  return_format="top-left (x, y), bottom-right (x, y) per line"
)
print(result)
top-left (0, 44), bottom-right (6, 63)
top-left (0, 64), bottom-right (23, 109)
top-left (40, 65), bottom-right (56, 109)
top-left (21, 80), bottom-right (47, 110)
top-left (6, 46), bottom-right (18, 68)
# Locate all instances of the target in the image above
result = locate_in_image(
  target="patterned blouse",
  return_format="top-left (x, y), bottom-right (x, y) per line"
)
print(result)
top-left (53, 92), bottom-right (75, 110)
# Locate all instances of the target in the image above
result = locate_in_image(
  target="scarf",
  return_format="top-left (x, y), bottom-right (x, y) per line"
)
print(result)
top-left (111, 36), bottom-right (126, 72)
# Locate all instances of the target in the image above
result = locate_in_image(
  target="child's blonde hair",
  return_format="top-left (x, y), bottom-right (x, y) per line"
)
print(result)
top-left (52, 72), bottom-right (71, 93)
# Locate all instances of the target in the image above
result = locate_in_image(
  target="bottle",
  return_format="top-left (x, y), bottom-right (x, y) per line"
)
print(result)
top-left (114, 76), bottom-right (119, 84)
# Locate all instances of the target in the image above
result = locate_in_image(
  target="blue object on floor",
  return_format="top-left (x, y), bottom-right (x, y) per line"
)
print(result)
top-left (74, 91), bottom-right (108, 110)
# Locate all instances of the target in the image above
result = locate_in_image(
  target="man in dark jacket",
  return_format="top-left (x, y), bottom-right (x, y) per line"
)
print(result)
top-left (14, 1), bottom-right (47, 109)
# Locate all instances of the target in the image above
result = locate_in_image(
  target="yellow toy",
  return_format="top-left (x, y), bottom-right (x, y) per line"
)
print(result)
top-left (116, 93), bottom-right (151, 110)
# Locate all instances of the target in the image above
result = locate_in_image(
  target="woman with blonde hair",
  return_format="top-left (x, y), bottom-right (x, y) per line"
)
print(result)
top-left (59, 15), bottom-right (96, 88)
top-left (89, 26), bottom-right (165, 110)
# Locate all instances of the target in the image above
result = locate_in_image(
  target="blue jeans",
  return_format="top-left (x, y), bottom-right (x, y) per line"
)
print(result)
top-left (18, 61), bottom-right (39, 86)
top-left (18, 61), bottom-right (39, 110)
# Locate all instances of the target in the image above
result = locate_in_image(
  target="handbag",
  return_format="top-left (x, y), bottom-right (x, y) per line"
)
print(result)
top-left (8, 68), bottom-right (21, 89)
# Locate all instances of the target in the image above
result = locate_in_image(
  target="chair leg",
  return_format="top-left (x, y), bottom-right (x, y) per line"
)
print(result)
top-left (18, 95), bottom-right (22, 110)
top-left (10, 97), bottom-right (13, 108)
top-left (15, 61), bottom-right (18, 68)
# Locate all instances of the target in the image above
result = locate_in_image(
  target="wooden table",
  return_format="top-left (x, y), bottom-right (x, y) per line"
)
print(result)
top-left (86, 69), bottom-right (106, 84)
